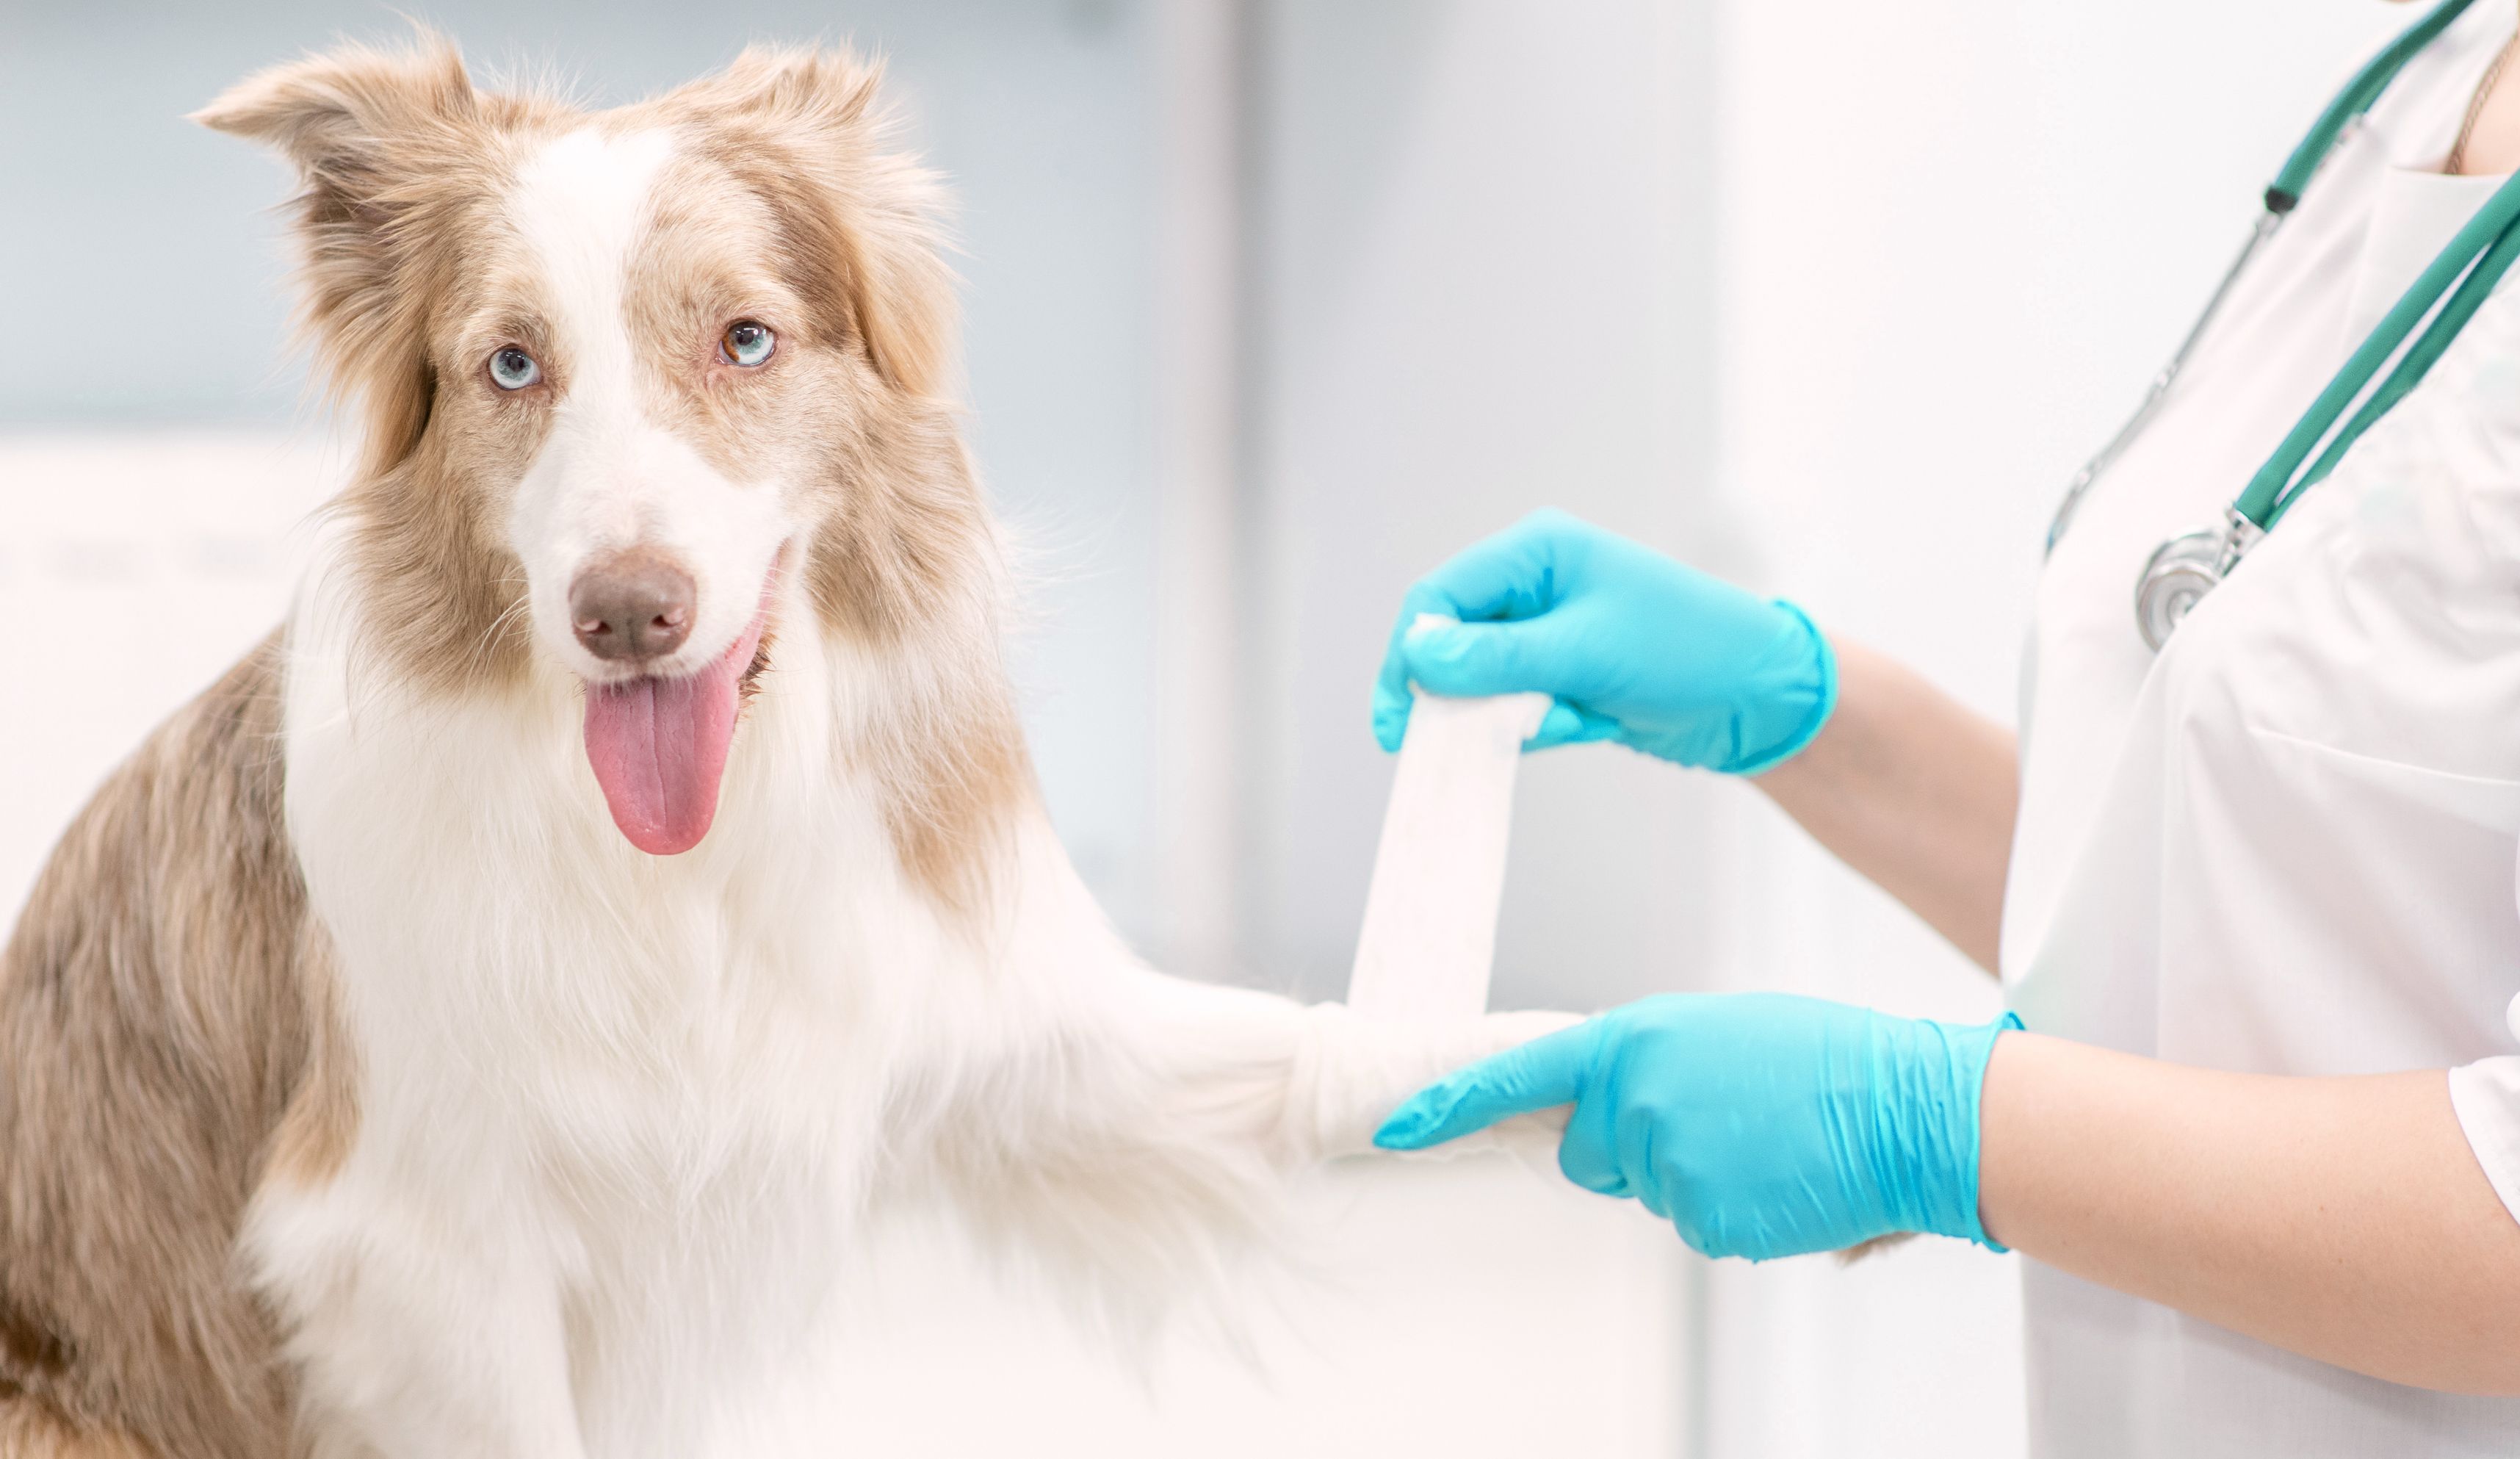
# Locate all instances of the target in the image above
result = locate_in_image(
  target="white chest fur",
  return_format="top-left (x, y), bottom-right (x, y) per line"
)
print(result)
top-left (259, 564), bottom-right (1005, 1458)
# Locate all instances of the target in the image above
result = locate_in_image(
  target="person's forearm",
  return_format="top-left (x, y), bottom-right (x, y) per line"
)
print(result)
top-left (1979, 1031), bottom-right (2520, 1394)
top-left (1750, 640), bottom-right (2016, 971)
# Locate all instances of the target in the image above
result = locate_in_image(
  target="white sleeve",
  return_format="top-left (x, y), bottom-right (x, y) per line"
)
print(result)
top-left (2447, 1056), bottom-right (2520, 1228)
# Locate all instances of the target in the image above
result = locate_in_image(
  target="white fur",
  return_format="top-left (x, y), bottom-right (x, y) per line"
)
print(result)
top-left (241, 129), bottom-right (1571, 1459)
top-left (502, 127), bottom-right (793, 683)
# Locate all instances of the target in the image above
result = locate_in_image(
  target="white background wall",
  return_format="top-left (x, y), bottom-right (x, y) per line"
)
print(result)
top-left (0, 1), bottom-right (2407, 1455)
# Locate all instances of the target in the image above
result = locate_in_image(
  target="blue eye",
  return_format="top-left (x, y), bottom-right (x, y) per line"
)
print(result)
top-left (488, 346), bottom-right (541, 390)
top-left (721, 320), bottom-right (775, 367)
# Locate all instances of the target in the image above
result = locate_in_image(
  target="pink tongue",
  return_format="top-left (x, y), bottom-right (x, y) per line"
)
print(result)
top-left (582, 610), bottom-right (766, 856)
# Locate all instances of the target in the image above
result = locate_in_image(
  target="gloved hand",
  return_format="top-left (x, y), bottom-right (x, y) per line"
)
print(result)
top-left (1372, 510), bottom-right (1837, 774)
top-left (1373, 993), bottom-right (2021, 1261)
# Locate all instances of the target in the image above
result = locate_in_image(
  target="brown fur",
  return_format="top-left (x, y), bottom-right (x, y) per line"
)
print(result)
top-left (0, 35), bottom-right (1040, 1456)
top-left (192, 45), bottom-right (568, 702)
top-left (0, 637), bottom-right (348, 1458)
top-left (198, 34), bottom-right (1033, 911)
top-left (0, 1404), bottom-right (156, 1459)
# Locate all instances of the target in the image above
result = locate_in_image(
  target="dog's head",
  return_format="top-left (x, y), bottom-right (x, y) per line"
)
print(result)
top-left (202, 38), bottom-right (1016, 865)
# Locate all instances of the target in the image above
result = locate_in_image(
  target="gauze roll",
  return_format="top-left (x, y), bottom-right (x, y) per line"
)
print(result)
top-left (1346, 624), bottom-right (1550, 1023)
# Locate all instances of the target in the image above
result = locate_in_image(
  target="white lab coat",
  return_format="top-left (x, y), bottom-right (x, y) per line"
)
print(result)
top-left (2007, 3), bottom-right (2520, 1452)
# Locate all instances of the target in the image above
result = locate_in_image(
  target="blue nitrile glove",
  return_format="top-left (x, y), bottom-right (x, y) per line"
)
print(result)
top-left (1372, 510), bottom-right (1837, 774)
top-left (1374, 993), bottom-right (2021, 1261)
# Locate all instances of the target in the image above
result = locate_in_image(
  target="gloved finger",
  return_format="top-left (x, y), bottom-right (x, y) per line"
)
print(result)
top-left (1555, 1076), bottom-right (1629, 1197)
top-left (1375, 510), bottom-right (1598, 750)
top-left (1524, 699), bottom-right (1620, 752)
top-left (1372, 1019), bottom-right (1598, 1150)
top-left (1372, 681), bottom-right (1410, 754)
top-left (1401, 617), bottom-right (1572, 700)
top-left (1372, 586), bottom-right (1460, 752)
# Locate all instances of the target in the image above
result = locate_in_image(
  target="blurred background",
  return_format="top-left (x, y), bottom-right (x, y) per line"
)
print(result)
top-left (0, 0), bottom-right (2401, 1453)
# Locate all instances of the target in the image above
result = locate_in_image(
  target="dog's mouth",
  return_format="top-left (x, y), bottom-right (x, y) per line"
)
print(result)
top-left (580, 563), bottom-right (780, 858)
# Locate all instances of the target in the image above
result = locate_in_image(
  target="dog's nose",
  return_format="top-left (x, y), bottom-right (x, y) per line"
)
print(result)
top-left (570, 550), bottom-right (696, 664)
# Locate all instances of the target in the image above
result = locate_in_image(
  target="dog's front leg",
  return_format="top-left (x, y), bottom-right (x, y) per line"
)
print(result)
top-left (1108, 970), bottom-right (1578, 1162)
top-left (925, 963), bottom-right (1572, 1333)
top-left (248, 1179), bottom-right (588, 1459)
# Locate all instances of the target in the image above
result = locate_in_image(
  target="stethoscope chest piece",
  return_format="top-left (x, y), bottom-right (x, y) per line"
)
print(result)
top-left (2134, 510), bottom-right (2263, 651)
top-left (2134, 527), bottom-right (2226, 651)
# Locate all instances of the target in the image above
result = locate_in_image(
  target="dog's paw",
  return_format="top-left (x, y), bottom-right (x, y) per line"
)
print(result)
top-left (1290, 1004), bottom-right (1581, 1161)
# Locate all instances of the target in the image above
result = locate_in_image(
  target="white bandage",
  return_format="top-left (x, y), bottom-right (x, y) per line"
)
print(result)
top-left (1346, 629), bottom-right (1550, 1024)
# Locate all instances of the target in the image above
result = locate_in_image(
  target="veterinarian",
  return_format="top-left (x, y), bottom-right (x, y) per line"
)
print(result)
top-left (1373, 0), bottom-right (2520, 1451)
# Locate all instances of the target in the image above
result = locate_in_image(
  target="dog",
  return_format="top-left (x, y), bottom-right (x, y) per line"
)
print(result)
top-left (0, 37), bottom-right (1565, 1458)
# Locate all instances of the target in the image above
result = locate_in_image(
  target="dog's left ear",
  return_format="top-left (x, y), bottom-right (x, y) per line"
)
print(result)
top-left (685, 47), bottom-right (961, 401)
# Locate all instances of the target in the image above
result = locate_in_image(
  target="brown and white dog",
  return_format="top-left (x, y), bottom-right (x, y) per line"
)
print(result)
top-left (0, 38), bottom-right (1562, 1459)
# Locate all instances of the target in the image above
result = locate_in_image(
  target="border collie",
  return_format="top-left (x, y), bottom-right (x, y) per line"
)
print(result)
top-left (0, 38), bottom-right (1560, 1458)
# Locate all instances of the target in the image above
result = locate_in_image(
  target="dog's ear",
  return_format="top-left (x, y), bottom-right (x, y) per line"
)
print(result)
top-left (195, 36), bottom-right (485, 467)
top-left (686, 47), bottom-right (960, 401)
top-left (192, 36), bottom-right (476, 187)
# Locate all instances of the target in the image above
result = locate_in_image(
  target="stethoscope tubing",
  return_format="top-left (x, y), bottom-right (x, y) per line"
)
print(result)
top-left (2267, 0), bottom-right (2483, 212)
top-left (2046, 209), bottom-right (2282, 555)
top-left (2054, 0), bottom-right (2520, 648)
top-left (2242, 167), bottom-right (2520, 531)
top-left (2057, 0), bottom-right (2481, 558)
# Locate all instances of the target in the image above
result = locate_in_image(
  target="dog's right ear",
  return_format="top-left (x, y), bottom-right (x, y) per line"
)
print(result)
top-left (193, 36), bottom-right (478, 217)
top-left (194, 37), bottom-right (483, 467)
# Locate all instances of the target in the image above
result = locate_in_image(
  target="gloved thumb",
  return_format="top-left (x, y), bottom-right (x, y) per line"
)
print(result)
top-left (1401, 616), bottom-right (1560, 699)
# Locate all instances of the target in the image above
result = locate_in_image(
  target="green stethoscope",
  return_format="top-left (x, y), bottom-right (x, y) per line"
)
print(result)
top-left (2050, 0), bottom-right (2520, 649)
